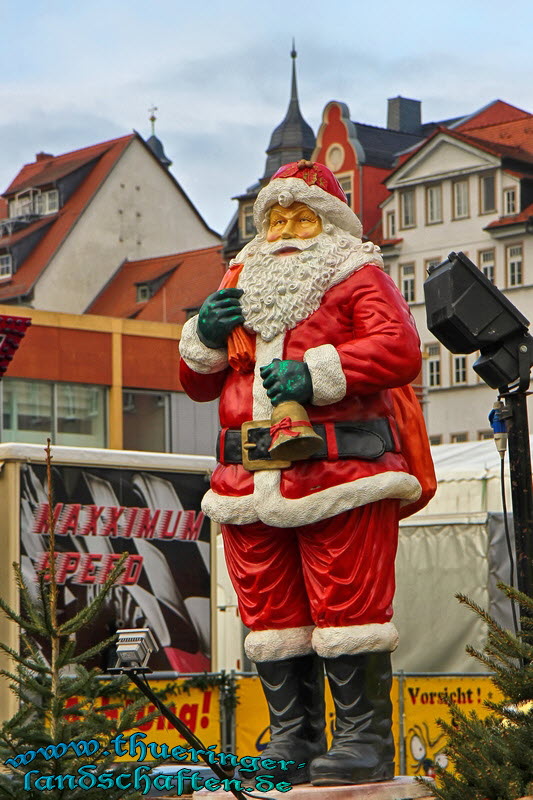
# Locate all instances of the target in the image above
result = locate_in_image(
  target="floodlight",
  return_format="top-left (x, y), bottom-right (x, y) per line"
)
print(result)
top-left (424, 251), bottom-right (533, 389)
top-left (114, 627), bottom-right (157, 670)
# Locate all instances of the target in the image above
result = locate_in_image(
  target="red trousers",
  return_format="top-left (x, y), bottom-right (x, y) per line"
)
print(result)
top-left (221, 499), bottom-right (400, 632)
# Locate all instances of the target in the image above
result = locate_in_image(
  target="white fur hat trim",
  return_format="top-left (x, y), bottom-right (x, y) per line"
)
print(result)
top-left (254, 177), bottom-right (363, 239)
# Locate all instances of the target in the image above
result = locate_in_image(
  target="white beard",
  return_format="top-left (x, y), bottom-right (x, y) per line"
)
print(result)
top-left (233, 225), bottom-right (382, 342)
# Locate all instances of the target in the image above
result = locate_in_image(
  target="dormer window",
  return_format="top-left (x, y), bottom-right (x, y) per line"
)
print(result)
top-left (136, 284), bottom-right (152, 302)
top-left (35, 189), bottom-right (59, 215)
top-left (8, 188), bottom-right (59, 218)
top-left (0, 253), bottom-right (13, 279)
top-left (241, 204), bottom-right (255, 239)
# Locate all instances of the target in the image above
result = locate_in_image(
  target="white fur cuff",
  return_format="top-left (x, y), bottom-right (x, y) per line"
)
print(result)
top-left (304, 344), bottom-right (347, 406)
top-left (178, 316), bottom-right (229, 374)
top-left (245, 626), bottom-right (314, 663)
top-left (312, 622), bottom-right (399, 657)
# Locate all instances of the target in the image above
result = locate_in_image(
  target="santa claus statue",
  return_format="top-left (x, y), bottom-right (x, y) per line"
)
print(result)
top-left (179, 160), bottom-right (435, 786)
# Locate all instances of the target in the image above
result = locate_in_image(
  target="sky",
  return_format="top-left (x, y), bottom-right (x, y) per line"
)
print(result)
top-left (2, 0), bottom-right (533, 234)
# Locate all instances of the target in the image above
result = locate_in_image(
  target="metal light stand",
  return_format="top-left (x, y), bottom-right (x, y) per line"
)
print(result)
top-left (109, 664), bottom-right (246, 800)
top-left (499, 340), bottom-right (533, 604)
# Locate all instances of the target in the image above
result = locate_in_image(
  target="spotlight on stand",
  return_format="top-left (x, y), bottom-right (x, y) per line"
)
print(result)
top-left (114, 628), bottom-right (156, 670)
top-left (110, 628), bottom-right (244, 800)
top-left (424, 251), bottom-right (533, 389)
top-left (424, 251), bottom-right (533, 604)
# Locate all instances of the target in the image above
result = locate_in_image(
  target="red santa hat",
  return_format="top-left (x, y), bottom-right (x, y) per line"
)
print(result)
top-left (253, 160), bottom-right (363, 239)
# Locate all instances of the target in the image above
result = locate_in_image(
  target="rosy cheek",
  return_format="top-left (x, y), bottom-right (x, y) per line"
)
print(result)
top-left (267, 229), bottom-right (280, 241)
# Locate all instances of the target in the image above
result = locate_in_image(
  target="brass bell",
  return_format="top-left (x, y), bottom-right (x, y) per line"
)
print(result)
top-left (268, 401), bottom-right (324, 462)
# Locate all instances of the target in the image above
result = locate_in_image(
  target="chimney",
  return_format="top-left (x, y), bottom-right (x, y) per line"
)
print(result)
top-left (35, 152), bottom-right (54, 162)
top-left (387, 97), bottom-right (421, 134)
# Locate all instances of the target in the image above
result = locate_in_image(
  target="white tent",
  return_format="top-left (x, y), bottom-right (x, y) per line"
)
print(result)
top-left (392, 439), bottom-right (523, 673)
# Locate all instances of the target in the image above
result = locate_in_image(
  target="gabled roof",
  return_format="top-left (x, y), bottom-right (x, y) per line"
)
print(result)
top-left (455, 99), bottom-right (531, 131)
top-left (86, 245), bottom-right (226, 323)
top-left (0, 134), bottom-right (135, 302)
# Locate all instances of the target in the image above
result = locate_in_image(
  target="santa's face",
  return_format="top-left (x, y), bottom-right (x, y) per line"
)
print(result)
top-left (266, 202), bottom-right (322, 245)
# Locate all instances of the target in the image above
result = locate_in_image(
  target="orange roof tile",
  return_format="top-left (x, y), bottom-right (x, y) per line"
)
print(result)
top-left (484, 201), bottom-right (533, 229)
top-left (458, 116), bottom-right (533, 155)
top-left (457, 100), bottom-right (531, 131)
top-left (0, 134), bottom-right (135, 301)
top-left (87, 245), bottom-right (226, 323)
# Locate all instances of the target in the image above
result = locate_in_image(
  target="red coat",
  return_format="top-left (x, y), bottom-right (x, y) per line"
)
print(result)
top-left (179, 264), bottom-right (424, 528)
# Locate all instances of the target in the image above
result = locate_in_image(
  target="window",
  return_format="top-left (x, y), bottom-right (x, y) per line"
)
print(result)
top-left (382, 263), bottom-right (391, 276)
top-left (122, 390), bottom-right (170, 452)
top-left (401, 263), bottom-right (415, 303)
top-left (386, 211), bottom-right (396, 239)
top-left (478, 430), bottom-right (493, 440)
top-left (136, 284), bottom-right (151, 302)
top-left (503, 187), bottom-right (517, 216)
top-left (0, 253), bottom-right (12, 278)
top-left (506, 244), bottom-right (523, 286)
top-left (338, 176), bottom-right (353, 209)
top-left (429, 434), bottom-right (442, 446)
top-left (453, 356), bottom-right (467, 385)
top-left (426, 184), bottom-right (442, 224)
top-left (480, 173), bottom-right (496, 213)
top-left (479, 249), bottom-right (495, 284)
top-left (1, 379), bottom-right (106, 447)
top-left (451, 432), bottom-right (469, 443)
top-left (453, 180), bottom-right (469, 219)
top-left (427, 343), bottom-right (441, 387)
top-left (400, 190), bottom-right (416, 228)
top-left (242, 204), bottom-right (255, 238)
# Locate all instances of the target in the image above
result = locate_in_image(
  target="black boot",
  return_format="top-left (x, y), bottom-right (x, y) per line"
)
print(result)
top-left (310, 652), bottom-right (395, 786)
top-left (244, 654), bottom-right (326, 785)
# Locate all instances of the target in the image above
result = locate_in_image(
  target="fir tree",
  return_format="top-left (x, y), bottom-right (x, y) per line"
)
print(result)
top-left (429, 586), bottom-right (533, 800)
top-left (0, 441), bottom-right (155, 799)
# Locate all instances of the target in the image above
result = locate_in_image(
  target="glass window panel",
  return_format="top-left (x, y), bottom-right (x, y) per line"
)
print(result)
top-left (481, 175), bottom-right (495, 212)
top-left (55, 383), bottom-right (106, 447)
top-left (2, 379), bottom-right (53, 444)
top-left (122, 390), bottom-right (169, 452)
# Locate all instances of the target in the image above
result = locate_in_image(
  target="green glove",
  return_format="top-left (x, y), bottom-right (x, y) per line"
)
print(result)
top-left (197, 288), bottom-right (244, 349)
top-left (260, 359), bottom-right (313, 406)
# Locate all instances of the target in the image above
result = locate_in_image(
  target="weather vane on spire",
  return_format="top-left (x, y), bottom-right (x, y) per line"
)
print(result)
top-left (148, 105), bottom-right (158, 136)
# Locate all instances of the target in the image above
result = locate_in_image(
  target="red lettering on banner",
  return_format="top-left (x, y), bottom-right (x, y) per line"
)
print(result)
top-left (200, 691), bottom-right (211, 728)
top-left (35, 552), bottom-right (51, 580)
top-left (57, 504), bottom-right (82, 536)
top-left (79, 506), bottom-right (105, 536)
top-left (98, 553), bottom-right (123, 584)
top-left (55, 552), bottom-right (81, 584)
top-left (75, 553), bottom-right (102, 584)
top-left (179, 703), bottom-right (198, 733)
top-left (182, 511), bottom-right (205, 540)
top-left (134, 508), bottom-right (161, 539)
top-left (123, 508), bottom-right (139, 538)
top-left (32, 503), bottom-right (63, 534)
top-left (120, 555), bottom-right (143, 585)
top-left (100, 506), bottom-right (125, 537)
top-left (157, 509), bottom-right (177, 539)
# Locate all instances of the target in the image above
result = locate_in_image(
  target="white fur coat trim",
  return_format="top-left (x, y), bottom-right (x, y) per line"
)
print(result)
top-left (245, 626), bottom-right (314, 663)
top-left (178, 316), bottom-right (229, 374)
top-left (304, 344), bottom-right (347, 406)
top-left (312, 622), bottom-right (399, 657)
top-left (201, 469), bottom-right (421, 527)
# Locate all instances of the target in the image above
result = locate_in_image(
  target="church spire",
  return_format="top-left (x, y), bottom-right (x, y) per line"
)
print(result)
top-left (262, 43), bottom-right (316, 180)
top-left (146, 105), bottom-right (172, 169)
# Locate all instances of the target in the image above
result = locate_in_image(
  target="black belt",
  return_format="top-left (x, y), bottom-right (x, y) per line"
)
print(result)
top-left (217, 418), bottom-right (396, 467)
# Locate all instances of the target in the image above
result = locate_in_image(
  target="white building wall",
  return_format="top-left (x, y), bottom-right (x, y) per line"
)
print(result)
top-left (32, 138), bottom-right (220, 313)
top-left (382, 139), bottom-right (533, 443)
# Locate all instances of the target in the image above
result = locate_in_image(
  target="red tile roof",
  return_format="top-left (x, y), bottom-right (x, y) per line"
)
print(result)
top-left (456, 100), bottom-right (531, 131)
top-left (0, 134), bottom-right (135, 301)
top-left (87, 246), bottom-right (226, 323)
top-left (458, 116), bottom-right (533, 156)
top-left (484, 201), bottom-right (533, 229)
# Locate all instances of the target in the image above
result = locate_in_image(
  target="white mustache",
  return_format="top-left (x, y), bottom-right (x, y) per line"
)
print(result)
top-left (265, 238), bottom-right (318, 255)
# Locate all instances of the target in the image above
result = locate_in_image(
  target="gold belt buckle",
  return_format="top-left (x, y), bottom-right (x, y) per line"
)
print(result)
top-left (241, 419), bottom-right (292, 471)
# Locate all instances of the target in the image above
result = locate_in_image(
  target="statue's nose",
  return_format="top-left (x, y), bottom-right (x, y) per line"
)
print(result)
top-left (281, 220), bottom-right (296, 238)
